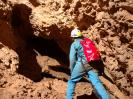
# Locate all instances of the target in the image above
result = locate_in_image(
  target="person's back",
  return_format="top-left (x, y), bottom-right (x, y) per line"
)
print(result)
top-left (70, 38), bottom-right (87, 64)
top-left (66, 28), bottom-right (110, 99)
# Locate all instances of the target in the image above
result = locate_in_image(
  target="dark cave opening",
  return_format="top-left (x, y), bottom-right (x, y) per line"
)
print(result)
top-left (16, 36), bottom-right (70, 82)
top-left (23, 36), bottom-right (69, 81)
top-left (17, 36), bottom-right (69, 82)
top-left (27, 36), bottom-right (69, 66)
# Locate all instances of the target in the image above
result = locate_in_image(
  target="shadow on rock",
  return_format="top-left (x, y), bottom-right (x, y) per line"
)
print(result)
top-left (11, 4), bottom-right (42, 82)
top-left (77, 92), bottom-right (98, 99)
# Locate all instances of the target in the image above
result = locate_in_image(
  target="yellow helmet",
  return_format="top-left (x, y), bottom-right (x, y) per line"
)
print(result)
top-left (71, 28), bottom-right (82, 37)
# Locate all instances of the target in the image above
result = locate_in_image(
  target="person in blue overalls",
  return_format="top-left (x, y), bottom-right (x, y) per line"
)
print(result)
top-left (66, 28), bottom-right (110, 99)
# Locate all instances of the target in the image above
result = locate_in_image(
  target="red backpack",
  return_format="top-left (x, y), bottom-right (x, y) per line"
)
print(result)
top-left (80, 38), bottom-right (100, 62)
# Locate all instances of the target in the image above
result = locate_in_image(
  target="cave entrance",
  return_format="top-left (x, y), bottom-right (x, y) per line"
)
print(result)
top-left (17, 36), bottom-right (69, 82)
top-left (28, 36), bottom-right (69, 65)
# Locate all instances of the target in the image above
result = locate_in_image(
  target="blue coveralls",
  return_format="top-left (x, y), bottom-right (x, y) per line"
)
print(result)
top-left (66, 38), bottom-right (110, 99)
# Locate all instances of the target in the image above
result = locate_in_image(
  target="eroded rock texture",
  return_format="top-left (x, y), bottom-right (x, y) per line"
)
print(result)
top-left (0, 0), bottom-right (133, 98)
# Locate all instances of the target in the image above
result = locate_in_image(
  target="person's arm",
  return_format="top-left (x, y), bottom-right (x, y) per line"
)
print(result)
top-left (69, 43), bottom-right (77, 73)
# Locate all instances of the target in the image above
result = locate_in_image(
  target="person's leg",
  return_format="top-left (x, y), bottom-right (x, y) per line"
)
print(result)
top-left (87, 70), bottom-right (110, 99)
top-left (66, 80), bottom-right (76, 99)
top-left (66, 62), bottom-right (85, 99)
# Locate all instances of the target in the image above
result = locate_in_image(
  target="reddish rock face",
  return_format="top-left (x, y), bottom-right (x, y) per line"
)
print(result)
top-left (0, 0), bottom-right (133, 98)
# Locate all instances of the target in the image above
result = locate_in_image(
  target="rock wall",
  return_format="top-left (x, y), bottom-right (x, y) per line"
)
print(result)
top-left (0, 0), bottom-right (133, 98)
top-left (0, 1), bottom-right (42, 81)
top-left (30, 0), bottom-right (133, 96)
